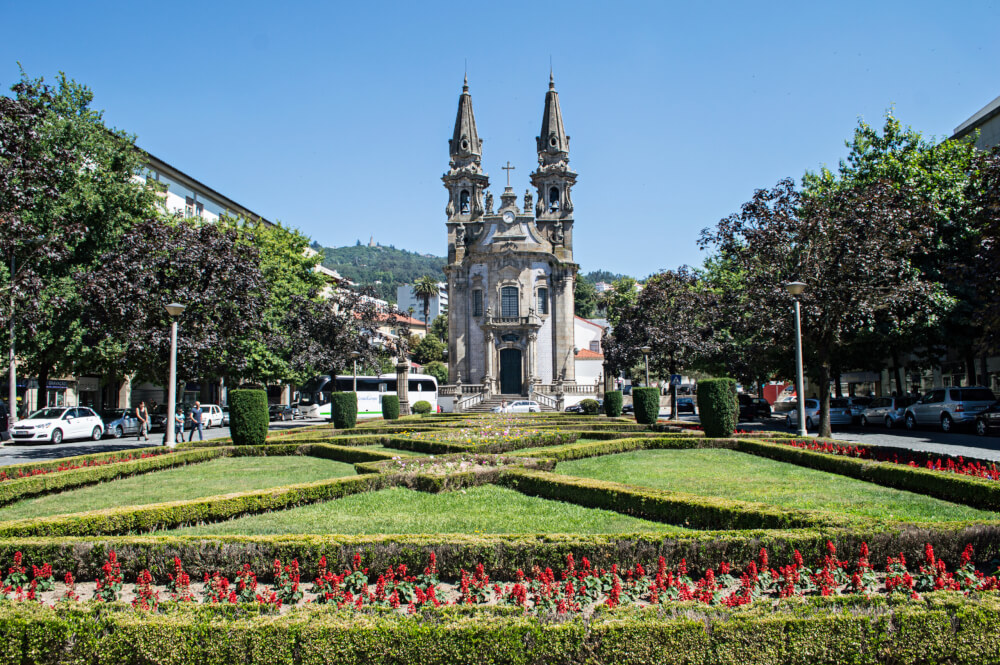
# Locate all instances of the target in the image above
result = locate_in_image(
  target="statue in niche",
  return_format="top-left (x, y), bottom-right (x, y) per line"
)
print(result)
top-left (523, 189), bottom-right (533, 212)
top-left (485, 191), bottom-right (494, 215)
top-left (455, 223), bottom-right (466, 245)
top-left (550, 220), bottom-right (564, 244)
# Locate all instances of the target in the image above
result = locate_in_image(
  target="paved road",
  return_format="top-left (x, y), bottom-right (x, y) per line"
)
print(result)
top-left (0, 418), bottom-right (326, 468)
top-left (735, 416), bottom-right (1000, 462)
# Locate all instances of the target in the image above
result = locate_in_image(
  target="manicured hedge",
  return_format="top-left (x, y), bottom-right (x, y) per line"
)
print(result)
top-left (0, 448), bottom-right (226, 506)
top-left (521, 436), bottom-right (736, 462)
top-left (331, 392), bottom-right (358, 429)
top-left (2, 596), bottom-right (999, 664)
top-left (579, 398), bottom-right (601, 415)
top-left (229, 389), bottom-right (269, 446)
top-left (412, 400), bottom-right (432, 414)
top-left (697, 377), bottom-right (738, 437)
top-left (736, 438), bottom-right (1000, 512)
top-left (603, 390), bottom-right (623, 417)
top-left (500, 468), bottom-right (844, 530)
top-left (381, 394), bottom-right (400, 420)
top-left (632, 387), bottom-right (660, 424)
top-left (4, 521), bottom-right (1000, 582)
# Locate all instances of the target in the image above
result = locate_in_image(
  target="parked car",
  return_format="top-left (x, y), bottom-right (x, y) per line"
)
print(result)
top-left (9, 407), bottom-right (104, 444)
top-left (199, 404), bottom-right (224, 428)
top-left (269, 404), bottom-right (301, 421)
top-left (565, 399), bottom-right (603, 413)
top-left (903, 387), bottom-right (996, 432)
top-left (622, 403), bottom-right (634, 415)
top-left (493, 400), bottom-right (540, 413)
top-left (675, 397), bottom-right (696, 414)
top-left (860, 396), bottom-right (916, 428)
top-left (785, 398), bottom-right (852, 431)
top-left (222, 407), bottom-right (230, 427)
top-left (975, 402), bottom-right (1000, 436)
top-left (738, 395), bottom-right (771, 421)
top-left (100, 409), bottom-right (141, 438)
top-left (846, 397), bottom-right (873, 423)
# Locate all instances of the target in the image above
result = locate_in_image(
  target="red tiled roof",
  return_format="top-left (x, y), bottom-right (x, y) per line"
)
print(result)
top-left (575, 349), bottom-right (604, 359)
top-left (574, 316), bottom-right (605, 329)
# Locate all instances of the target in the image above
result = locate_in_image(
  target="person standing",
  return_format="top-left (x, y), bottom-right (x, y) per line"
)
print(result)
top-left (174, 409), bottom-right (184, 442)
top-left (135, 401), bottom-right (149, 442)
top-left (187, 401), bottom-right (204, 442)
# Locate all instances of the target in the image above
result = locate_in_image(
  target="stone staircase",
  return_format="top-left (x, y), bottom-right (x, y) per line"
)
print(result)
top-left (463, 395), bottom-right (558, 413)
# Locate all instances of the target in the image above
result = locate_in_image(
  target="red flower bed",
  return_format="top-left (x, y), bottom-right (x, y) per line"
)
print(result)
top-left (778, 439), bottom-right (1000, 482)
top-left (0, 449), bottom-right (172, 484)
top-left (2, 544), bottom-right (998, 613)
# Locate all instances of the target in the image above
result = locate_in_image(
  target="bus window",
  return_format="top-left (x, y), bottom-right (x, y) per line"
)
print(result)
top-left (379, 383), bottom-right (387, 393)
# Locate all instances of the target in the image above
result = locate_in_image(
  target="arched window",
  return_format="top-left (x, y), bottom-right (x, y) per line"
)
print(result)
top-left (472, 289), bottom-right (483, 317)
top-left (501, 286), bottom-right (519, 318)
top-left (460, 190), bottom-right (470, 214)
top-left (537, 287), bottom-right (549, 315)
top-left (548, 187), bottom-right (560, 212)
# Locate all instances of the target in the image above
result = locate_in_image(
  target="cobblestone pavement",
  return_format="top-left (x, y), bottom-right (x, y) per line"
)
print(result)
top-left (0, 418), bottom-right (324, 467)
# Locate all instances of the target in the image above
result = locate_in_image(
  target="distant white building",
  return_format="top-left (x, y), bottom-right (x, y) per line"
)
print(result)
top-left (594, 281), bottom-right (613, 293)
top-left (573, 316), bottom-right (606, 387)
top-left (397, 282), bottom-right (448, 325)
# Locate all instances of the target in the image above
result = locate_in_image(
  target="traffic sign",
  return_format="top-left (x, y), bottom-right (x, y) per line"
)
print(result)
top-left (669, 374), bottom-right (682, 386)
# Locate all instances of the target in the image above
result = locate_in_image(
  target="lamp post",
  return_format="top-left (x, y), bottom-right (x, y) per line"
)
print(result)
top-left (785, 282), bottom-right (808, 436)
top-left (164, 303), bottom-right (186, 448)
top-left (8, 254), bottom-right (15, 424)
top-left (640, 346), bottom-right (651, 387)
top-left (350, 351), bottom-right (361, 393)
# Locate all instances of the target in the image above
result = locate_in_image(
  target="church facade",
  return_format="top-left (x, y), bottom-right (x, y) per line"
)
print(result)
top-left (443, 75), bottom-right (579, 396)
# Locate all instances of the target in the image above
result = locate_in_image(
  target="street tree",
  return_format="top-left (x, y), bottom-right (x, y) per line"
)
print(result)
top-left (574, 277), bottom-right (597, 318)
top-left (413, 276), bottom-right (439, 325)
top-left (700, 177), bottom-right (941, 437)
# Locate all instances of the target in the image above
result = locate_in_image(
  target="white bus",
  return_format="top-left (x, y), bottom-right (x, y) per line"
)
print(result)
top-left (297, 374), bottom-right (439, 419)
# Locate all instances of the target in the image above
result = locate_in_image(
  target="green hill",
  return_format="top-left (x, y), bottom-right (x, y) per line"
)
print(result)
top-left (319, 243), bottom-right (446, 304)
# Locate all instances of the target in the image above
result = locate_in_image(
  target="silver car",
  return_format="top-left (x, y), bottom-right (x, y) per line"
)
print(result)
top-left (861, 396), bottom-right (916, 428)
top-left (903, 387), bottom-right (996, 432)
top-left (785, 398), bottom-right (853, 431)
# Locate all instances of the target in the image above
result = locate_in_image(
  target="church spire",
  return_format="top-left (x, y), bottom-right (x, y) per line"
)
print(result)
top-left (448, 74), bottom-right (483, 171)
top-left (536, 72), bottom-right (569, 164)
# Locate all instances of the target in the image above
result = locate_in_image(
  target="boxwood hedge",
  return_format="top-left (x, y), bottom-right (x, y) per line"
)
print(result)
top-left (229, 389), bottom-right (269, 446)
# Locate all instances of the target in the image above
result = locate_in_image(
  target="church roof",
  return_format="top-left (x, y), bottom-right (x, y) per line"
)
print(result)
top-left (449, 74), bottom-right (482, 163)
top-left (537, 72), bottom-right (569, 156)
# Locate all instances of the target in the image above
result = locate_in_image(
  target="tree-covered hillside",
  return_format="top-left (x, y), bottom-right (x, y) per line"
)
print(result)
top-left (319, 244), bottom-right (446, 304)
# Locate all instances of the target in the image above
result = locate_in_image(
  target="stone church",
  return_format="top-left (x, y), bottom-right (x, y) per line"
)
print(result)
top-left (444, 74), bottom-right (579, 397)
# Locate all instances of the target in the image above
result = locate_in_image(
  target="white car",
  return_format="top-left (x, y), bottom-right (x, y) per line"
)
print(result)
top-left (493, 400), bottom-right (541, 413)
top-left (785, 398), bottom-right (852, 431)
top-left (199, 404), bottom-right (224, 428)
top-left (9, 407), bottom-right (104, 444)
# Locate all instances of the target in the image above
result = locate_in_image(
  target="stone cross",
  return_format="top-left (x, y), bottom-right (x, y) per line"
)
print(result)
top-left (502, 161), bottom-right (515, 187)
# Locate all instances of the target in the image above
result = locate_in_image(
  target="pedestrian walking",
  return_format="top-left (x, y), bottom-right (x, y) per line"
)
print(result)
top-left (135, 401), bottom-right (150, 442)
top-left (174, 409), bottom-right (184, 442)
top-left (187, 401), bottom-right (204, 442)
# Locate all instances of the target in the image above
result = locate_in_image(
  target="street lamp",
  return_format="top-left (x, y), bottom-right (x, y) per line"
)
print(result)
top-left (785, 282), bottom-right (808, 437)
top-left (640, 346), bottom-right (652, 387)
top-left (350, 351), bottom-right (361, 392)
top-left (164, 303), bottom-right (186, 448)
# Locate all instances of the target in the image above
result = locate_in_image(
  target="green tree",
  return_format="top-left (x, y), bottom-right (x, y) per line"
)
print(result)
top-left (429, 312), bottom-right (448, 342)
top-left (574, 277), bottom-right (597, 318)
top-left (412, 333), bottom-right (445, 365)
top-left (423, 360), bottom-right (448, 385)
top-left (413, 275), bottom-right (439, 325)
top-left (604, 277), bottom-right (639, 328)
top-left (4, 73), bottom-right (160, 404)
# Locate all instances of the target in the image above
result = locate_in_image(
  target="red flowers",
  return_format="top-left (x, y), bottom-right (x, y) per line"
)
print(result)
top-left (0, 450), bottom-right (172, 484)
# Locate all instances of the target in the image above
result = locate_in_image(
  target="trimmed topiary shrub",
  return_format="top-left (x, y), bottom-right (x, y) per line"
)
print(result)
top-left (381, 395), bottom-right (400, 420)
top-left (632, 387), bottom-right (660, 424)
top-left (579, 398), bottom-right (600, 415)
top-left (604, 390), bottom-right (623, 417)
top-left (228, 389), bottom-right (268, 446)
top-left (697, 377), bottom-right (738, 437)
top-left (412, 400), bottom-right (432, 415)
top-left (331, 392), bottom-right (358, 429)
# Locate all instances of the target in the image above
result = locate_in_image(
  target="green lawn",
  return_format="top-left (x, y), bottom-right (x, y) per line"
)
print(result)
top-left (359, 445), bottom-right (422, 457)
top-left (519, 438), bottom-right (603, 455)
top-left (171, 485), bottom-right (688, 535)
top-left (557, 449), bottom-right (999, 523)
top-left (0, 455), bottom-right (356, 520)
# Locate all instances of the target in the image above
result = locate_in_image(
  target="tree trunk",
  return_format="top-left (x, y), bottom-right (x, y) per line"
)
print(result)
top-left (37, 364), bottom-right (50, 411)
top-left (891, 353), bottom-right (905, 396)
top-left (669, 358), bottom-right (677, 419)
top-left (981, 356), bottom-right (990, 391)
top-left (817, 362), bottom-right (832, 438)
top-left (966, 351), bottom-right (976, 387)
top-left (832, 362), bottom-right (843, 398)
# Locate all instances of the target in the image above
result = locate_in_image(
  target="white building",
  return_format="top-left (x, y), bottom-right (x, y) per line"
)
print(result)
top-left (397, 282), bottom-right (448, 325)
top-left (573, 316), bottom-right (606, 387)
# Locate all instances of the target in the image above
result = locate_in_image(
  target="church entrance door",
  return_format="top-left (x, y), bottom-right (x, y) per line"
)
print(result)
top-left (499, 349), bottom-right (522, 394)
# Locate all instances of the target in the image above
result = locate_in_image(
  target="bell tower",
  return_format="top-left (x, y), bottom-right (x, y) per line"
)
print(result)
top-left (530, 72), bottom-right (577, 262)
top-left (442, 76), bottom-right (489, 227)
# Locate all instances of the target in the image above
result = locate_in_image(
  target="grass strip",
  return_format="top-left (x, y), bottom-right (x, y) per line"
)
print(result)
top-left (499, 468), bottom-right (849, 530)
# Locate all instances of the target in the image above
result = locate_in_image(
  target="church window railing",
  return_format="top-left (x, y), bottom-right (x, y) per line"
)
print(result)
top-left (537, 287), bottom-right (549, 315)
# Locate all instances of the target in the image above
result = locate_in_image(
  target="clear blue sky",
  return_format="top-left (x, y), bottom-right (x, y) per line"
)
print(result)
top-left (3, 0), bottom-right (998, 278)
